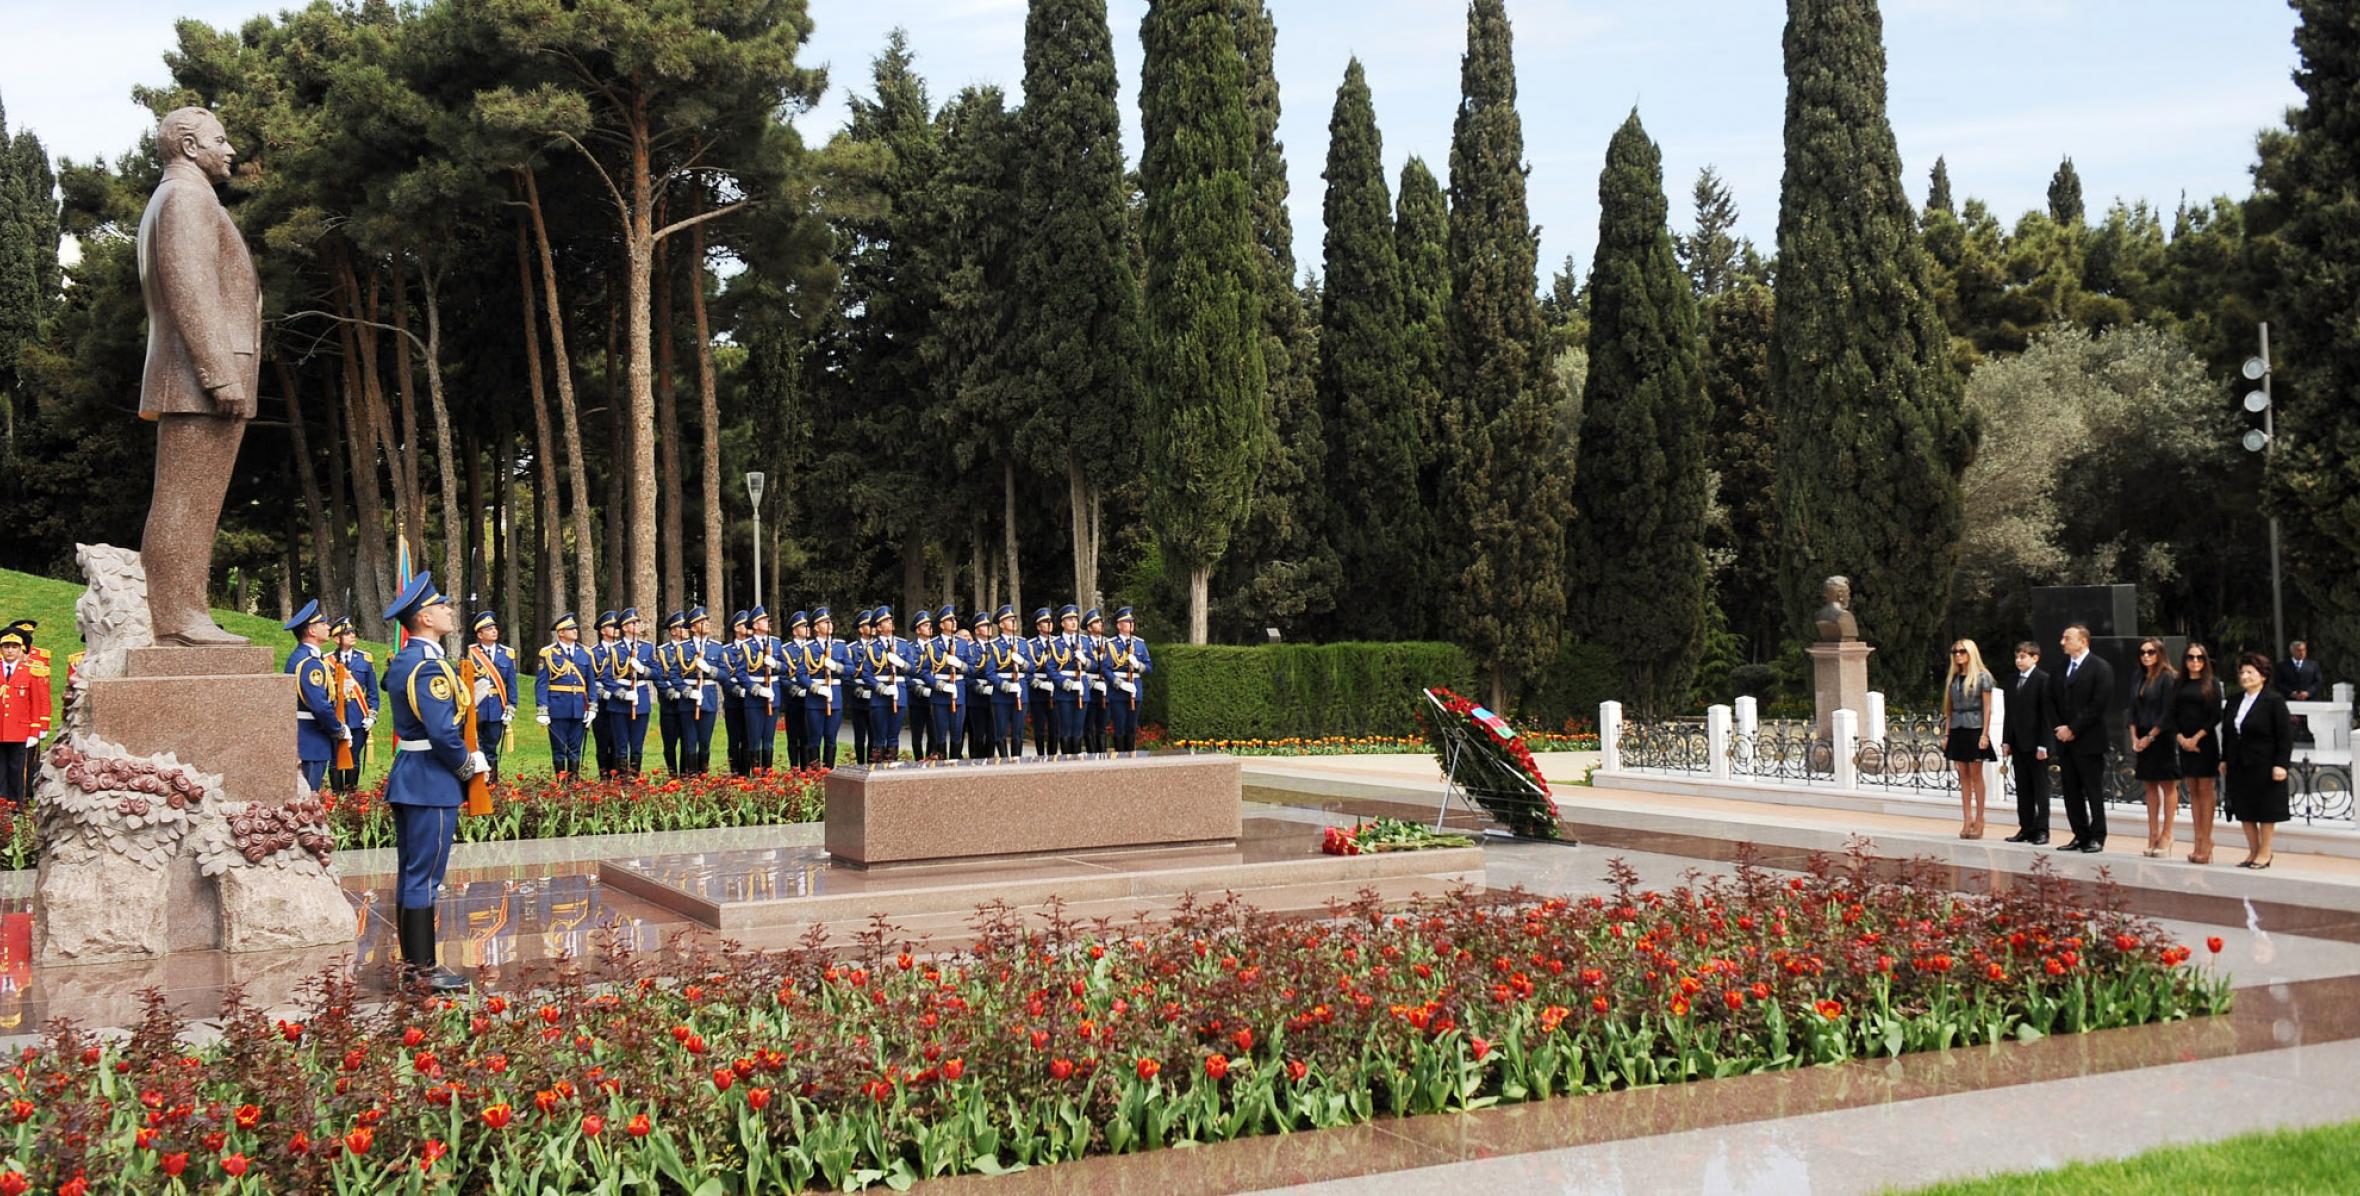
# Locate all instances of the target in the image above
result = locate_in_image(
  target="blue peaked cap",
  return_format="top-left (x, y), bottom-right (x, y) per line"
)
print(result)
top-left (284, 598), bottom-right (323, 634)
top-left (381, 572), bottom-right (450, 625)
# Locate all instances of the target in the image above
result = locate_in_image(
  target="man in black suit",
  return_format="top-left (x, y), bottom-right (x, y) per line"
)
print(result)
top-left (2273, 640), bottom-right (2322, 702)
top-left (2051, 623), bottom-right (2113, 852)
top-left (2000, 641), bottom-right (2060, 844)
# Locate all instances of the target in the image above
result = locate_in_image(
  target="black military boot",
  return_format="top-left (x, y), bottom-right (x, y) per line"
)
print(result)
top-left (398, 907), bottom-right (470, 994)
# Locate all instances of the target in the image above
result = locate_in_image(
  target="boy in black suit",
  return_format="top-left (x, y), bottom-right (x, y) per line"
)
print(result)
top-left (2052, 623), bottom-right (2114, 852)
top-left (2000, 641), bottom-right (2059, 844)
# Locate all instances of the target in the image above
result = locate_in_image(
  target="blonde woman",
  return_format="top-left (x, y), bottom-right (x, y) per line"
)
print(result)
top-left (1942, 640), bottom-right (1997, 839)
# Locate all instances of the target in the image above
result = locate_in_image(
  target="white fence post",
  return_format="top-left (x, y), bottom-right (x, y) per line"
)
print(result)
top-left (1864, 690), bottom-right (1887, 745)
top-left (1599, 700), bottom-right (1623, 773)
top-left (1832, 709), bottom-right (1859, 790)
top-left (1984, 686), bottom-right (2008, 801)
top-left (1734, 695), bottom-right (1758, 740)
top-left (1707, 704), bottom-right (1732, 780)
top-left (2337, 682), bottom-right (2354, 706)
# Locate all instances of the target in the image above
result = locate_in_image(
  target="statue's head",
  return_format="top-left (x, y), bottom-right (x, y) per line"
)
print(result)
top-left (159, 106), bottom-right (235, 184)
top-left (1822, 576), bottom-right (1851, 608)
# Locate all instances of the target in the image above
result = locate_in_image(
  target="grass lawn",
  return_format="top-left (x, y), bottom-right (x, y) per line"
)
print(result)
top-left (1896, 1119), bottom-right (2360, 1194)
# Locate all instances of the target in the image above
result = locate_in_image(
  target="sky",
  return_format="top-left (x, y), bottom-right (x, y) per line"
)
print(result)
top-left (0, 0), bottom-right (2307, 284)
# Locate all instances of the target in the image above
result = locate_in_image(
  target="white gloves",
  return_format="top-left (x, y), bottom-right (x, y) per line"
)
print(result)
top-left (461, 751), bottom-right (490, 779)
top-left (697, 658), bottom-right (718, 676)
top-left (1003, 681), bottom-right (1022, 695)
top-left (473, 677), bottom-right (493, 703)
top-left (363, 715), bottom-right (377, 729)
top-left (888, 653), bottom-right (910, 671)
top-left (794, 685), bottom-right (810, 698)
top-left (1064, 680), bottom-right (1084, 692)
top-left (1034, 679), bottom-right (1053, 691)
top-left (536, 712), bottom-right (552, 727)
top-left (334, 725), bottom-right (352, 741)
top-left (1118, 681), bottom-right (1136, 695)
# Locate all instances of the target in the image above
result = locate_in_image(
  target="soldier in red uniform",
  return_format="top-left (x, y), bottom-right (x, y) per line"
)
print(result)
top-left (0, 625), bottom-right (52, 804)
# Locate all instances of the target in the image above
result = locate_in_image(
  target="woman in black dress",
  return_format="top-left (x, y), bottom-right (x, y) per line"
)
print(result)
top-left (2128, 638), bottom-right (2181, 857)
top-left (2220, 651), bottom-right (2293, 869)
top-left (2172, 643), bottom-right (2223, 864)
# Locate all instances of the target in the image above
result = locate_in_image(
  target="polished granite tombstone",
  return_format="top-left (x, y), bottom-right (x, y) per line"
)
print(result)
top-left (824, 751), bottom-right (1244, 866)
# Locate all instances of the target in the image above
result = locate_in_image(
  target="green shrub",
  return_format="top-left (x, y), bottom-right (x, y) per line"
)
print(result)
top-left (1513, 637), bottom-right (1621, 729)
top-left (1141, 642), bottom-right (1476, 739)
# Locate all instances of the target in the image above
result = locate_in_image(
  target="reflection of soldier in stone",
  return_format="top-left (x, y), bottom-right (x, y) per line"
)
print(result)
top-left (138, 107), bottom-right (263, 646)
top-left (540, 874), bottom-right (591, 963)
top-left (458, 879), bottom-right (516, 971)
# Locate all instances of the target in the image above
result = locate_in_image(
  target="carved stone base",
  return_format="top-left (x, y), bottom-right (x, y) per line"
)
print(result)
top-left (83, 659), bottom-right (297, 813)
top-left (1809, 640), bottom-right (1876, 740)
top-left (217, 867), bottom-right (352, 953)
top-left (35, 857), bottom-right (170, 964)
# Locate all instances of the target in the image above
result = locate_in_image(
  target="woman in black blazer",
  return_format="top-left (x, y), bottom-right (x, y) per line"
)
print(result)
top-left (2220, 651), bottom-right (2294, 869)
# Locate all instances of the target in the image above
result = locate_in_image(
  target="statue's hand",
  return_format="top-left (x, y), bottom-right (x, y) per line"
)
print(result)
top-left (211, 380), bottom-right (249, 411)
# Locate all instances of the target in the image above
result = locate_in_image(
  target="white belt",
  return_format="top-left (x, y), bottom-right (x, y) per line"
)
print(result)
top-left (296, 711), bottom-right (315, 720)
top-left (396, 738), bottom-right (435, 752)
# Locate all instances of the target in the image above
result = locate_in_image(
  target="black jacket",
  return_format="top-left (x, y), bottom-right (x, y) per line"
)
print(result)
top-left (2003, 668), bottom-right (2059, 756)
top-left (2274, 657), bottom-right (2323, 700)
top-left (2221, 690), bottom-right (2294, 773)
top-left (2055, 651), bottom-right (2114, 757)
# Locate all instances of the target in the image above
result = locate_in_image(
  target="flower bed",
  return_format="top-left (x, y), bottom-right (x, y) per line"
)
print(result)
top-left (1321, 817), bottom-right (1476, 855)
top-left (0, 852), bottom-right (2226, 1193)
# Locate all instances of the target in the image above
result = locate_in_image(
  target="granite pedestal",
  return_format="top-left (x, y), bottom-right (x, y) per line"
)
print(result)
top-left (1809, 641), bottom-right (1874, 740)
top-left (825, 753), bottom-right (1243, 866)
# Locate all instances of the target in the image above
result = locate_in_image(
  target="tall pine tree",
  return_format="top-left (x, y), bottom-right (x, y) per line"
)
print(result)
top-left (1926, 155), bottom-right (1953, 215)
top-left (1319, 59), bottom-right (1418, 640)
top-left (1140, 0), bottom-right (1266, 642)
top-left (0, 94), bottom-right (60, 455)
top-left (1771, 0), bottom-right (1974, 687)
top-left (1396, 156), bottom-right (1452, 640)
top-left (1566, 112), bottom-right (1708, 714)
top-left (1442, 0), bottom-right (1571, 708)
top-left (2047, 155), bottom-right (2084, 228)
top-left (1677, 165), bottom-right (1746, 298)
top-left (1014, 0), bottom-right (1139, 611)
top-left (1703, 281), bottom-right (1780, 660)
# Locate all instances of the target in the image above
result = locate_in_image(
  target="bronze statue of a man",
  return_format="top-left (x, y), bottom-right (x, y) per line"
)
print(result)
top-left (138, 106), bottom-right (260, 646)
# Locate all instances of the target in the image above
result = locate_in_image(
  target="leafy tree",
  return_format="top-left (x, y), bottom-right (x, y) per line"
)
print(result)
top-left (1139, 0), bottom-right (1266, 643)
top-left (1442, 0), bottom-right (1570, 708)
top-left (1771, 0), bottom-right (1975, 691)
top-left (1566, 112), bottom-right (1708, 714)
top-left (1677, 165), bottom-right (1747, 298)
top-left (1317, 59), bottom-right (1418, 641)
top-left (1395, 155), bottom-right (1451, 639)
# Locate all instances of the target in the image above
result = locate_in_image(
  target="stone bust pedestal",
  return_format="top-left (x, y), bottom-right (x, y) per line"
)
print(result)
top-left (1808, 640), bottom-right (1875, 741)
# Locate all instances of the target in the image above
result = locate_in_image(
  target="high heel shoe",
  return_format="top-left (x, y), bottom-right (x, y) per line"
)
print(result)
top-left (2252, 857), bottom-right (2273, 871)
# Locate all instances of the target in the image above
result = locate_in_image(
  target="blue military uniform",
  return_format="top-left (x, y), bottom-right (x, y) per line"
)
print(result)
top-left (655, 612), bottom-right (689, 773)
top-left (844, 610), bottom-right (873, 766)
top-left (329, 616), bottom-right (378, 793)
top-left (924, 605), bottom-right (977, 760)
top-left (859, 608), bottom-right (909, 765)
top-left (283, 600), bottom-right (348, 794)
top-left (1028, 608), bottom-right (1057, 756)
top-left (783, 611), bottom-right (813, 769)
top-left (587, 611), bottom-right (622, 776)
top-left (535, 614), bottom-right (595, 778)
top-left (1082, 608), bottom-right (1111, 753)
top-left (721, 611), bottom-right (753, 775)
top-left (380, 571), bottom-right (477, 992)
top-left (607, 609), bottom-right (655, 774)
top-left (678, 608), bottom-right (725, 773)
top-left (464, 612), bottom-right (518, 785)
top-left (902, 609), bottom-right (935, 760)
top-left (1102, 607), bottom-right (1153, 752)
top-left (1041, 604), bottom-right (1092, 754)
top-left (739, 608), bottom-right (782, 773)
top-left (802, 607), bottom-right (849, 767)
top-left (986, 605), bottom-right (1028, 759)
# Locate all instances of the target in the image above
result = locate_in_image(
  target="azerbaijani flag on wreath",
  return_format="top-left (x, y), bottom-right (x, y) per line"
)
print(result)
top-left (394, 535), bottom-right (414, 650)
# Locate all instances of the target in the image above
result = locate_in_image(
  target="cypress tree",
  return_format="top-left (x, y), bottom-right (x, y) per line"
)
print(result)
top-left (0, 95), bottom-right (60, 444)
top-left (1139, 0), bottom-right (1266, 643)
top-left (2047, 155), bottom-right (2084, 228)
top-left (1770, 0), bottom-right (1974, 687)
top-left (1703, 282), bottom-right (1780, 659)
top-left (1014, 0), bottom-right (1140, 609)
top-left (2265, 0), bottom-right (2360, 664)
top-left (1442, 0), bottom-right (1571, 708)
top-left (1566, 112), bottom-right (1709, 714)
top-left (1396, 156), bottom-right (1451, 639)
top-left (1926, 155), bottom-right (1954, 215)
top-left (1319, 59), bottom-right (1416, 640)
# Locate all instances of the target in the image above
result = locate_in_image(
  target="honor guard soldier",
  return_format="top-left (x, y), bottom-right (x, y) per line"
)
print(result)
top-left (720, 610), bottom-right (753, 775)
top-left (680, 607), bottom-right (725, 772)
top-left (860, 607), bottom-right (910, 764)
top-left (535, 612), bottom-right (594, 778)
top-left (379, 572), bottom-right (484, 993)
top-left (610, 609), bottom-right (656, 774)
top-left (1082, 609), bottom-right (1112, 753)
top-left (844, 610), bottom-right (874, 765)
top-left (1027, 608), bottom-right (1057, 756)
top-left (1104, 607), bottom-right (1153, 752)
top-left (329, 616), bottom-right (378, 792)
top-left (975, 608), bottom-right (1016, 758)
top-left (903, 608), bottom-right (935, 759)
top-left (990, 605), bottom-right (1030, 758)
top-left (803, 607), bottom-right (850, 767)
top-left (925, 606), bottom-right (973, 761)
top-left (466, 611), bottom-right (518, 784)
top-left (741, 607), bottom-right (781, 772)
top-left (284, 600), bottom-right (350, 794)
top-left (588, 611), bottom-right (623, 776)
top-left (1042, 604), bottom-right (1091, 755)
top-left (655, 611), bottom-right (690, 773)
top-left (783, 611), bottom-right (814, 768)
top-left (4, 620), bottom-right (52, 797)
top-left (0, 625), bottom-right (51, 804)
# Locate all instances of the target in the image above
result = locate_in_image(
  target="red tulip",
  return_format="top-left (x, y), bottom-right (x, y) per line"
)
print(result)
top-left (2207, 937), bottom-right (2224, 954)
top-left (344, 1127), bottom-right (373, 1156)
top-left (1204, 1053), bottom-right (1229, 1080)
top-left (1049, 1058), bottom-right (1075, 1081)
top-left (747, 1087), bottom-right (773, 1111)
top-left (219, 1155), bottom-right (250, 1178)
top-left (481, 1104), bottom-right (514, 1130)
top-left (581, 1114), bottom-right (605, 1138)
top-left (1135, 1057), bottom-right (1161, 1081)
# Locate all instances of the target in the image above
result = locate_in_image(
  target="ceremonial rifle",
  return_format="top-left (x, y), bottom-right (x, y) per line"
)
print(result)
top-left (456, 653), bottom-right (493, 816)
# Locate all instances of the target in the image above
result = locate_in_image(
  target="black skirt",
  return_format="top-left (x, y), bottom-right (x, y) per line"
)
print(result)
top-left (2224, 764), bottom-right (2290, 824)
top-left (1944, 726), bottom-right (1996, 763)
top-left (2133, 725), bottom-right (2182, 781)
top-left (2177, 733), bottom-right (2220, 777)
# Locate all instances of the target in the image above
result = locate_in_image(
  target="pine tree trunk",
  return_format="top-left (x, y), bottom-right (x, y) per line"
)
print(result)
top-left (344, 262), bottom-right (412, 553)
top-left (1002, 457), bottom-right (1022, 617)
top-left (522, 169), bottom-right (599, 623)
top-left (331, 269), bottom-right (390, 632)
top-left (390, 253), bottom-right (426, 551)
top-left (273, 356), bottom-right (337, 603)
top-left (326, 388), bottom-right (351, 605)
top-left (655, 236), bottom-right (685, 614)
top-left (1489, 662), bottom-right (1506, 713)
top-left (1066, 455), bottom-right (1098, 607)
top-left (605, 294), bottom-right (627, 607)
top-left (500, 425), bottom-right (522, 637)
top-left (516, 215), bottom-right (566, 633)
top-left (624, 116), bottom-right (661, 622)
top-left (465, 430), bottom-right (485, 603)
top-left (692, 218), bottom-right (725, 614)
top-left (417, 258), bottom-right (467, 652)
top-left (1187, 564), bottom-right (1210, 645)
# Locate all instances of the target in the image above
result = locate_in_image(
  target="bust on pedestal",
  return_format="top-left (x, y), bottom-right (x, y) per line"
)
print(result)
top-left (1807, 575), bottom-right (1873, 740)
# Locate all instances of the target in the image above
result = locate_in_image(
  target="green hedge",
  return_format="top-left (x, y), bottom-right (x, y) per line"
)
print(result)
top-left (1511, 637), bottom-right (1621, 729)
top-left (1140, 642), bottom-right (1476, 740)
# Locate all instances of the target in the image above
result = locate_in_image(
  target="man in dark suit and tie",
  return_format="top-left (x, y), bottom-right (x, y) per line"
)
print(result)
top-left (2001, 641), bottom-right (2060, 844)
top-left (2051, 623), bottom-right (2114, 852)
top-left (2273, 640), bottom-right (2322, 702)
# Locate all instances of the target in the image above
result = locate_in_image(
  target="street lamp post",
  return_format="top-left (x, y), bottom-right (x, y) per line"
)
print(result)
top-left (746, 472), bottom-right (767, 614)
top-left (2240, 325), bottom-right (2284, 656)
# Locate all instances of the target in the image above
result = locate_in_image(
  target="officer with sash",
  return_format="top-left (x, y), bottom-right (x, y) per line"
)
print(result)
top-left (1027, 608), bottom-right (1057, 756)
top-left (903, 608), bottom-right (935, 759)
top-left (802, 606), bottom-right (849, 767)
top-left (988, 605), bottom-right (1028, 758)
top-left (329, 616), bottom-right (377, 793)
top-left (465, 611), bottom-right (517, 784)
top-left (610, 609), bottom-right (656, 774)
top-left (781, 611), bottom-right (813, 768)
top-left (584, 611), bottom-right (619, 775)
top-left (655, 611), bottom-right (689, 773)
top-left (1042, 604), bottom-right (1092, 755)
top-left (1103, 607), bottom-right (1153, 752)
top-left (378, 571), bottom-right (483, 993)
top-left (859, 606), bottom-right (910, 764)
top-left (535, 612), bottom-right (594, 778)
top-left (679, 607), bottom-right (725, 772)
top-left (283, 600), bottom-right (348, 793)
top-left (740, 606), bottom-right (781, 772)
top-left (845, 610), bottom-right (874, 766)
